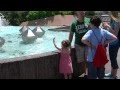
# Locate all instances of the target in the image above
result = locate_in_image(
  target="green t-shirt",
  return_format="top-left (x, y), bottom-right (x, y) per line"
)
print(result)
top-left (70, 17), bottom-right (90, 46)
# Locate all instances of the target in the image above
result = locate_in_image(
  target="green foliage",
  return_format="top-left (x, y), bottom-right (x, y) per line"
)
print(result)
top-left (86, 11), bottom-right (95, 16)
top-left (2, 11), bottom-right (76, 26)
top-left (3, 11), bottom-right (28, 26)
top-left (58, 11), bottom-right (71, 15)
top-left (26, 11), bottom-right (76, 21)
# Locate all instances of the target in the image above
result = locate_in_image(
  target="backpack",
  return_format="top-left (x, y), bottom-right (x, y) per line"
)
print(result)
top-left (92, 30), bottom-right (109, 68)
top-left (93, 43), bottom-right (109, 67)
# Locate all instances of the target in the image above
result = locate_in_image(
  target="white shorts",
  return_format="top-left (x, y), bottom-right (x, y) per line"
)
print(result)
top-left (75, 44), bottom-right (88, 63)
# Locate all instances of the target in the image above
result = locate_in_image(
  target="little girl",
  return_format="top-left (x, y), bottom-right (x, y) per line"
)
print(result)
top-left (53, 38), bottom-right (73, 79)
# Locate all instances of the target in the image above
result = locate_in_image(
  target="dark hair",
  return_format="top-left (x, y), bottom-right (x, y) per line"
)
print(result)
top-left (62, 40), bottom-right (70, 48)
top-left (90, 16), bottom-right (102, 28)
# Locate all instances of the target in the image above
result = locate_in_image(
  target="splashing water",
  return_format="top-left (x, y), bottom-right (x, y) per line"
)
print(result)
top-left (0, 13), bottom-right (9, 26)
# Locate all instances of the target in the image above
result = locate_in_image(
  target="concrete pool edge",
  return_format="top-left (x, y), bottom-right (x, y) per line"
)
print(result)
top-left (0, 47), bottom-right (84, 79)
top-left (0, 50), bottom-right (60, 64)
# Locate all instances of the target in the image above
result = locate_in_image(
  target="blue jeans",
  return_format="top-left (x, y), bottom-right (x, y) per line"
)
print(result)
top-left (87, 62), bottom-right (105, 79)
top-left (109, 46), bottom-right (119, 69)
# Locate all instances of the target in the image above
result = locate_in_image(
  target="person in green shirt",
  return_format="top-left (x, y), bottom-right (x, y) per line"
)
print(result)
top-left (69, 11), bottom-right (90, 78)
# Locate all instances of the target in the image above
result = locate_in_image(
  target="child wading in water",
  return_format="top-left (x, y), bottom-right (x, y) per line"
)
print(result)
top-left (53, 38), bottom-right (73, 79)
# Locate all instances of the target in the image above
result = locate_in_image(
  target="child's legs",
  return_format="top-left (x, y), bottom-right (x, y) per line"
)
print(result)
top-left (64, 74), bottom-right (68, 79)
top-left (97, 67), bottom-right (105, 79)
top-left (87, 62), bottom-right (97, 79)
top-left (68, 74), bottom-right (72, 79)
top-left (63, 73), bottom-right (72, 79)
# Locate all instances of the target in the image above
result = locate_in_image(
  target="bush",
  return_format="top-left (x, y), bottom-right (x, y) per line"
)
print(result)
top-left (2, 11), bottom-right (28, 26)
top-left (86, 11), bottom-right (95, 16)
top-left (2, 11), bottom-right (76, 25)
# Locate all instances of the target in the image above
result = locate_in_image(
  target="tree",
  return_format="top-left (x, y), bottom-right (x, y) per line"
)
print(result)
top-left (86, 11), bottom-right (95, 16)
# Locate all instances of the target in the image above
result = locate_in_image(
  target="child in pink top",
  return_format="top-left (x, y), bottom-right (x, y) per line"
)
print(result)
top-left (53, 38), bottom-right (73, 79)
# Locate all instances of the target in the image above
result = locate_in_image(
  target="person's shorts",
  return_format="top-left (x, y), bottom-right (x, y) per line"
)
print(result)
top-left (75, 44), bottom-right (88, 63)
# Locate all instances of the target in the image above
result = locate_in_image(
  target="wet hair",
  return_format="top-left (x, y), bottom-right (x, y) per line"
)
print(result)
top-left (61, 40), bottom-right (70, 48)
top-left (90, 16), bottom-right (102, 28)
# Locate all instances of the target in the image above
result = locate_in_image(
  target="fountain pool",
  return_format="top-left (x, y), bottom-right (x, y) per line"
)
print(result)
top-left (0, 26), bottom-right (75, 61)
top-left (0, 14), bottom-right (82, 79)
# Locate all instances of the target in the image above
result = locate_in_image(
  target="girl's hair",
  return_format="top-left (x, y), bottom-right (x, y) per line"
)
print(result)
top-left (90, 16), bottom-right (102, 28)
top-left (62, 40), bottom-right (70, 48)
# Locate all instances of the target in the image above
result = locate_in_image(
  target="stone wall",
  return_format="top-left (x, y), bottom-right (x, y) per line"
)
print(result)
top-left (0, 48), bottom-right (84, 79)
top-left (20, 15), bottom-right (77, 26)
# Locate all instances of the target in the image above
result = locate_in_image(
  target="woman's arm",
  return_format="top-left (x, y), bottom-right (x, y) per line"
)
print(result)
top-left (103, 22), bottom-right (119, 36)
top-left (53, 38), bottom-right (61, 51)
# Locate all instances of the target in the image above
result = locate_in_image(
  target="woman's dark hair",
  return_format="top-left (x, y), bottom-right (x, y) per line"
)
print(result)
top-left (62, 40), bottom-right (70, 47)
top-left (90, 16), bottom-right (102, 28)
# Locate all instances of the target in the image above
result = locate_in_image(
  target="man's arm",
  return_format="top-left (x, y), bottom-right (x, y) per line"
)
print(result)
top-left (69, 31), bottom-right (74, 46)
